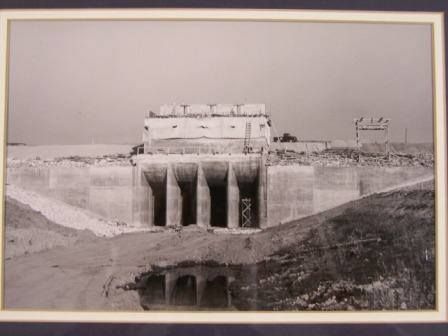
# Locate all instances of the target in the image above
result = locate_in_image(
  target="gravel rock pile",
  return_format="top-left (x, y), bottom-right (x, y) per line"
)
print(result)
top-left (7, 153), bottom-right (132, 168)
top-left (266, 149), bottom-right (434, 168)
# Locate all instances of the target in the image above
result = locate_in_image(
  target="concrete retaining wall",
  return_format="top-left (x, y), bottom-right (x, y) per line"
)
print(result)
top-left (146, 138), bottom-right (267, 154)
top-left (266, 165), bottom-right (434, 227)
top-left (6, 166), bottom-right (143, 225)
top-left (6, 163), bottom-right (434, 229)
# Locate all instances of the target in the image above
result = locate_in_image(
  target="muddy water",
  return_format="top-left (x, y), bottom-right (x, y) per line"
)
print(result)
top-left (128, 239), bottom-right (435, 311)
top-left (128, 264), bottom-right (259, 310)
top-left (124, 187), bottom-right (436, 311)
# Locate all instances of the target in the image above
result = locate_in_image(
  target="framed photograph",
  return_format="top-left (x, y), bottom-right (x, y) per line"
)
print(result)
top-left (0, 4), bottom-right (446, 331)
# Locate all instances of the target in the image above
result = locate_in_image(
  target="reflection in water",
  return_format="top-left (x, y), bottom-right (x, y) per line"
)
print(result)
top-left (200, 276), bottom-right (228, 308)
top-left (140, 275), bottom-right (165, 306)
top-left (132, 236), bottom-right (435, 311)
top-left (135, 265), bottom-right (257, 310)
top-left (172, 275), bottom-right (197, 306)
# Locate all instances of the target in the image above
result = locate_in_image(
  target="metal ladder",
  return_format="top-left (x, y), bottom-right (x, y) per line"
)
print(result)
top-left (243, 122), bottom-right (252, 153)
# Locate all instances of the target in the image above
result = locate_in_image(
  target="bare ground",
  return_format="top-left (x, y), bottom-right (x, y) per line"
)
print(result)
top-left (4, 197), bottom-right (97, 259)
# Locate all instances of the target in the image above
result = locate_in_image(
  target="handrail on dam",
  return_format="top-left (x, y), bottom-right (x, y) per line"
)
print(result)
top-left (138, 145), bottom-right (267, 155)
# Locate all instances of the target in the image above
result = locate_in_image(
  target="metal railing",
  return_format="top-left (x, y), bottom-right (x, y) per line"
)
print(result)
top-left (137, 145), bottom-right (266, 156)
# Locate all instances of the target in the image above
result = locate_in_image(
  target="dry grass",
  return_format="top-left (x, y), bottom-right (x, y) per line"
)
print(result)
top-left (230, 186), bottom-right (435, 310)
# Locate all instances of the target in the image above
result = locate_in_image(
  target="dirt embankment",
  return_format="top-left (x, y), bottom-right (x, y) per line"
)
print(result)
top-left (4, 197), bottom-right (97, 259)
top-left (6, 185), bottom-right (151, 237)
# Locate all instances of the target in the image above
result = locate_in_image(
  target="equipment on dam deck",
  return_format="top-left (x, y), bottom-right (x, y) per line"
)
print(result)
top-left (241, 198), bottom-right (252, 228)
top-left (273, 133), bottom-right (298, 143)
top-left (354, 117), bottom-right (390, 154)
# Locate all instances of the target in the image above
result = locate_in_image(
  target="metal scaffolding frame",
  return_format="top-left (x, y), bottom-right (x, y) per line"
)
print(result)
top-left (354, 117), bottom-right (391, 154)
top-left (241, 198), bottom-right (252, 228)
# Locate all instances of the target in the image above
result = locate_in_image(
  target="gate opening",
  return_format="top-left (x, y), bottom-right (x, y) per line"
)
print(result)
top-left (210, 184), bottom-right (227, 227)
top-left (179, 181), bottom-right (197, 226)
top-left (152, 182), bottom-right (166, 227)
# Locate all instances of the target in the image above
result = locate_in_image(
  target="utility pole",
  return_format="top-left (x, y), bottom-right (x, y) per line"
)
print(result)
top-left (405, 127), bottom-right (408, 145)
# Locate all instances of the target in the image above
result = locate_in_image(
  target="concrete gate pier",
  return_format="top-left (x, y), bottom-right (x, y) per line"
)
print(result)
top-left (134, 154), bottom-right (266, 229)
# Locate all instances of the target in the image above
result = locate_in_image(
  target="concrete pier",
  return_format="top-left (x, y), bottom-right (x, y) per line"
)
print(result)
top-left (166, 164), bottom-right (181, 227)
top-left (196, 164), bottom-right (211, 228)
top-left (257, 156), bottom-right (267, 229)
top-left (196, 274), bottom-right (207, 306)
top-left (227, 163), bottom-right (240, 229)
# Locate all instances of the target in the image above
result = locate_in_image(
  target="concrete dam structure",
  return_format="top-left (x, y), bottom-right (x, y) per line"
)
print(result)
top-left (133, 154), bottom-right (266, 228)
top-left (134, 103), bottom-right (271, 228)
top-left (143, 103), bottom-right (271, 154)
top-left (7, 164), bottom-right (433, 229)
top-left (6, 103), bottom-right (434, 230)
top-left (131, 103), bottom-right (434, 229)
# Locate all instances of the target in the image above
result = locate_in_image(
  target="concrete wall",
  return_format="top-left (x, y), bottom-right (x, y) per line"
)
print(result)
top-left (266, 165), bottom-right (434, 227)
top-left (145, 138), bottom-right (267, 154)
top-left (7, 161), bottom-right (434, 230)
top-left (144, 116), bottom-right (270, 141)
top-left (6, 166), bottom-right (146, 226)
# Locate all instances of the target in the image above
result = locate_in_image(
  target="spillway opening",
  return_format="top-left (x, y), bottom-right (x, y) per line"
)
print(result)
top-left (179, 181), bottom-right (197, 226)
top-left (152, 182), bottom-right (166, 227)
top-left (210, 184), bottom-right (227, 227)
top-left (239, 179), bottom-right (259, 228)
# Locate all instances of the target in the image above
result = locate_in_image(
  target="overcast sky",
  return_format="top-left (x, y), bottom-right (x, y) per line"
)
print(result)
top-left (7, 20), bottom-right (433, 145)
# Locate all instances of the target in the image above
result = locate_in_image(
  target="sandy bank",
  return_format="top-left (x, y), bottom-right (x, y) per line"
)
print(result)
top-left (6, 185), bottom-right (149, 237)
top-left (5, 197), bottom-right (97, 259)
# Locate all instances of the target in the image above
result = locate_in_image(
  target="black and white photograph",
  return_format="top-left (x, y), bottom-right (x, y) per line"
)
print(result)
top-left (0, 9), bottom-right (445, 322)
